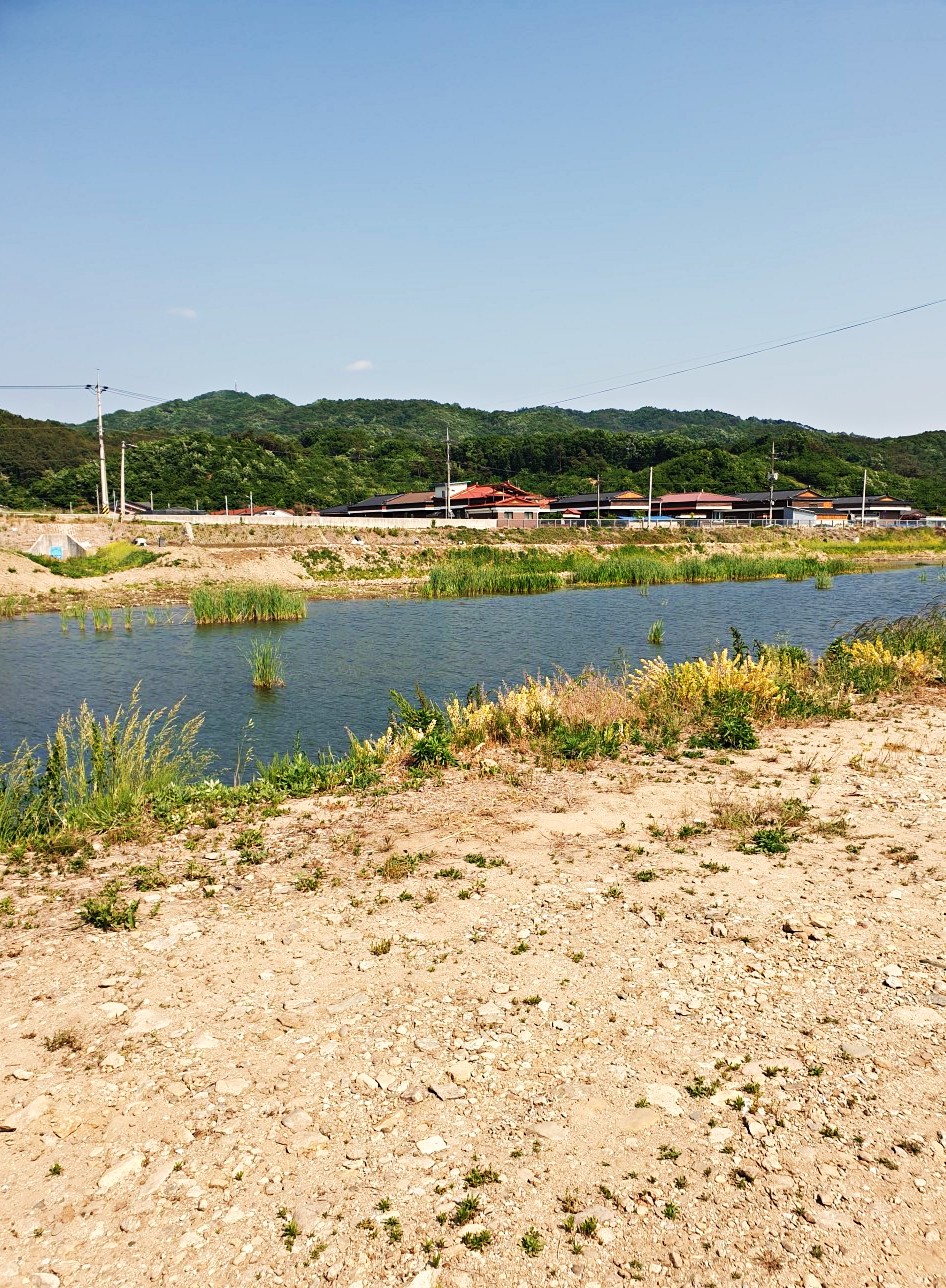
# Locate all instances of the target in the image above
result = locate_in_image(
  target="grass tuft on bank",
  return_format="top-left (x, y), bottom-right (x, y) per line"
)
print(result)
top-left (28, 540), bottom-right (158, 578)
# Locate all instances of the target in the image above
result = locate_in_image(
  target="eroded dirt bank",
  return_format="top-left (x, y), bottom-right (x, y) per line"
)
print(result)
top-left (2, 701), bottom-right (946, 1286)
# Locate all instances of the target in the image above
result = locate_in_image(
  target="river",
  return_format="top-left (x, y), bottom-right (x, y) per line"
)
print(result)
top-left (0, 566), bottom-right (942, 769)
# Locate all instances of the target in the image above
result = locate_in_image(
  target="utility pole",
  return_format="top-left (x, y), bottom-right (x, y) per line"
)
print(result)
top-left (767, 441), bottom-right (778, 527)
top-left (119, 441), bottom-right (126, 520)
top-left (860, 468), bottom-right (868, 525)
top-left (249, 491), bottom-right (254, 517)
top-left (224, 495), bottom-right (229, 517)
top-left (647, 467), bottom-right (653, 528)
top-left (86, 375), bottom-right (110, 515)
top-left (589, 476), bottom-right (601, 525)
top-left (445, 428), bottom-right (453, 520)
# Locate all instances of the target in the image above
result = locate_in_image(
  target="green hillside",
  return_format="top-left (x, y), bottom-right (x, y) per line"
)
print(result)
top-left (1, 392), bottom-right (944, 513)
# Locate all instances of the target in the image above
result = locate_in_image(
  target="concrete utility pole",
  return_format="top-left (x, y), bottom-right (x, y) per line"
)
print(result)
top-left (445, 428), bottom-right (453, 520)
top-left (647, 467), bottom-right (653, 528)
top-left (767, 441), bottom-right (778, 527)
top-left (119, 441), bottom-right (126, 520)
top-left (588, 476), bottom-right (601, 525)
top-left (86, 376), bottom-right (110, 515)
top-left (860, 468), bottom-right (868, 524)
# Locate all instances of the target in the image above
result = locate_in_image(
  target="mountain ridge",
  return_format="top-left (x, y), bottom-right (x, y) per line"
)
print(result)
top-left (1, 392), bottom-right (944, 513)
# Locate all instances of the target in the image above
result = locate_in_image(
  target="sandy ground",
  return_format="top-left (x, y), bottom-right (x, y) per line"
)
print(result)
top-left (2, 700), bottom-right (946, 1287)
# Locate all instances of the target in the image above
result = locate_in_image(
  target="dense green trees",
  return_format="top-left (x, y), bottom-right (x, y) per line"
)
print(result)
top-left (2, 393), bottom-right (944, 513)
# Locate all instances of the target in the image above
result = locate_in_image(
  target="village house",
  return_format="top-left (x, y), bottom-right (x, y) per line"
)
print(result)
top-left (655, 491), bottom-right (738, 521)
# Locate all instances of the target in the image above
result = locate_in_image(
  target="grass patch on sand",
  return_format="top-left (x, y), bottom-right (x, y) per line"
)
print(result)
top-left (28, 540), bottom-right (158, 578)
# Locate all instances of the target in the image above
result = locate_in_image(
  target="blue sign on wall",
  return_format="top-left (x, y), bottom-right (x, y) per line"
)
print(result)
top-left (49, 546), bottom-right (63, 560)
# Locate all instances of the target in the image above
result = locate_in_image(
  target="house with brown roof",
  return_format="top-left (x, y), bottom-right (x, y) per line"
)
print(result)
top-left (656, 491), bottom-right (738, 520)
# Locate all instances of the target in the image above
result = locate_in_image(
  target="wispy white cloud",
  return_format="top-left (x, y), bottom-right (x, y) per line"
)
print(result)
top-left (344, 358), bottom-right (373, 372)
top-left (167, 306), bottom-right (198, 320)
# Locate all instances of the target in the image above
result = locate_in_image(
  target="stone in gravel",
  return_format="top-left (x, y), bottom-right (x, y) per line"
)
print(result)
top-left (9, 1068), bottom-right (32, 1080)
top-left (190, 1032), bottom-right (219, 1050)
top-left (709, 1126), bottom-right (733, 1148)
top-left (414, 1036), bottom-right (440, 1053)
top-left (327, 993), bottom-right (369, 1014)
top-left (142, 1160), bottom-right (176, 1196)
top-left (100, 1051), bottom-right (125, 1070)
top-left (1, 1094), bottom-right (52, 1132)
top-left (32, 1274), bottom-right (60, 1288)
top-left (281, 1110), bottom-right (313, 1131)
top-left (215, 1078), bottom-right (251, 1096)
top-left (618, 1107), bottom-right (660, 1132)
top-left (429, 1083), bottom-right (466, 1101)
top-left (417, 1135), bottom-right (448, 1155)
top-left (287, 1130), bottom-right (330, 1154)
top-left (374, 1109), bottom-right (405, 1132)
top-left (51, 1115), bottom-right (82, 1139)
top-left (97, 1152), bottom-right (144, 1190)
top-left (841, 1040), bottom-right (870, 1059)
top-left (476, 1003), bottom-right (504, 1024)
top-left (447, 1060), bottom-right (473, 1083)
top-left (99, 1002), bottom-right (127, 1019)
top-left (525, 1121), bottom-right (568, 1142)
top-left (126, 1007), bottom-right (171, 1035)
top-left (646, 1084), bottom-right (683, 1115)
top-left (745, 1115), bottom-right (768, 1138)
top-left (892, 1005), bottom-right (945, 1027)
top-left (408, 1270), bottom-right (440, 1288)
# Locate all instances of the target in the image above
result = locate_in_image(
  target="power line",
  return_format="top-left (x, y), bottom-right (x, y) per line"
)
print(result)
top-left (549, 295), bottom-right (946, 405)
top-left (0, 383), bottom-right (168, 405)
top-left (107, 387), bottom-right (167, 403)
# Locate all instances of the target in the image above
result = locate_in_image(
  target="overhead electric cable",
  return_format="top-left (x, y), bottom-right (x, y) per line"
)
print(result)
top-left (548, 296), bottom-right (946, 405)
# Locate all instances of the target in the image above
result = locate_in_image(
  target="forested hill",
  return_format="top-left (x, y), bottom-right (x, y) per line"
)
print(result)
top-left (1, 392), bottom-right (945, 513)
top-left (83, 391), bottom-right (815, 445)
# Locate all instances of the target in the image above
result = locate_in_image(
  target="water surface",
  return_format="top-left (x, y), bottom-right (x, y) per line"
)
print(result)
top-left (0, 567), bottom-right (941, 770)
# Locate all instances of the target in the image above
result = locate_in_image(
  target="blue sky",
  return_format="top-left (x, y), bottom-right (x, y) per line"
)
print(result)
top-left (1, 0), bottom-right (944, 434)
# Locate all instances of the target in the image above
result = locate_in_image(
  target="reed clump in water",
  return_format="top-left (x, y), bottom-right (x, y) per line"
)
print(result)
top-left (191, 584), bottom-right (307, 624)
top-left (422, 547), bottom-right (854, 598)
top-left (647, 618), bottom-right (665, 646)
top-left (248, 638), bottom-right (286, 689)
top-left (92, 606), bottom-right (113, 632)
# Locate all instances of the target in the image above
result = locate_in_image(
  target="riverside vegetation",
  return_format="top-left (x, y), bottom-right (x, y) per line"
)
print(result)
top-left (2, 606), bottom-right (945, 858)
top-left (421, 547), bottom-right (855, 598)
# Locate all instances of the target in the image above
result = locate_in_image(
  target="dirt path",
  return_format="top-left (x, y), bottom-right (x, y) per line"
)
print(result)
top-left (2, 701), bottom-right (946, 1286)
